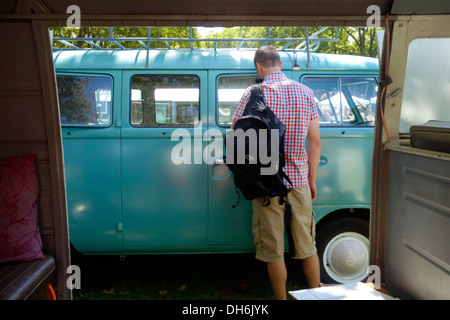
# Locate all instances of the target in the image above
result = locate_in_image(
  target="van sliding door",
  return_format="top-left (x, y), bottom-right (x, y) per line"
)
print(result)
top-left (121, 71), bottom-right (208, 250)
top-left (207, 71), bottom-right (257, 248)
top-left (57, 72), bottom-right (123, 254)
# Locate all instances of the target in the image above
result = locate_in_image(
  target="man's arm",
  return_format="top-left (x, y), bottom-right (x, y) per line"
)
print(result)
top-left (306, 118), bottom-right (321, 201)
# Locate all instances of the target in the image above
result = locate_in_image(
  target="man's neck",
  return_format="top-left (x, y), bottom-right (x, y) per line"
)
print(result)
top-left (258, 64), bottom-right (282, 78)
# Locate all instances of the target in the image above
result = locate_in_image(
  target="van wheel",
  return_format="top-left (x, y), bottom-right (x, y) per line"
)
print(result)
top-left (316, 216), bottom-right (370, 284)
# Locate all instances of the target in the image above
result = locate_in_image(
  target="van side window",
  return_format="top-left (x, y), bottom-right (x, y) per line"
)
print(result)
top-left (302, 77), bottom-right (377, 126)
top-left (56, 74), bottom-right (112, 126)
top-left (217, 75), bottom-right (256, 127)
top-left (130, 75), bottom-right (200, 127)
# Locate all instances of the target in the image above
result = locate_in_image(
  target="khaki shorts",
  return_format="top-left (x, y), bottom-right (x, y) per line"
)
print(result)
top-left (252, 185), bottom-right (317, 263)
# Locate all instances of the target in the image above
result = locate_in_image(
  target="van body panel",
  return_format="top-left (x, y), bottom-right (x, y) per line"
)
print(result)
top-left (53, 50), bottom-right (378, 72)
top-left (315, 127), bottom-right (374, 207)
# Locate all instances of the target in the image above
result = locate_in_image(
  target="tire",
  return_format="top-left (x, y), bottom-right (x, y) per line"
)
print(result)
top-left (316, 216), bottom-right (370, 284)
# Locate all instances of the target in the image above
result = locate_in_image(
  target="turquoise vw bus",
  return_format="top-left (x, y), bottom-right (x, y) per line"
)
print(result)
top-left (53, 43), bottom-right (378, 284)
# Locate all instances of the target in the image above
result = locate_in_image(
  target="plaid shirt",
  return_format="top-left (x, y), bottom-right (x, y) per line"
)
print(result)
top-left (232, 72), bottom-right (318, 188)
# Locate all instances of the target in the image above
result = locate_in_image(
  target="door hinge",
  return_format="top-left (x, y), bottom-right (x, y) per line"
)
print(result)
top-left (115, 118), bottom-right (122, 127)
top-left (116, 222), bottom-right (123, 232)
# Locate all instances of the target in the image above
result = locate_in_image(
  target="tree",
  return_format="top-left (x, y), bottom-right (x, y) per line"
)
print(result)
top-left (340, 27), bottom-right (378, 57)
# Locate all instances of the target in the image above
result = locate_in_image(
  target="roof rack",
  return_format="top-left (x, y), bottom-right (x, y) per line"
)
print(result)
top-left (51, 26), bottom-right (338, 51)
top-left (50, 26), bottom-right (339, 68)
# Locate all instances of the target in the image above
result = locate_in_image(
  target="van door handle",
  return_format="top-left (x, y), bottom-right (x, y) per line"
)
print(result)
top-left (212, 159), bottom-right (231, 181)
top-left (319, 157), bottom-right (328, 166)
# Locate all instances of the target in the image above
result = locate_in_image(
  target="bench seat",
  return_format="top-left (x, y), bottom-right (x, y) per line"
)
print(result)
top-left (0, 255), bottom-right (55, 300)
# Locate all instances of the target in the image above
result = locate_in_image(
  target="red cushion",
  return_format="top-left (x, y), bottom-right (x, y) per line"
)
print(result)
top-left (0, 154), bottom-right (44, 263)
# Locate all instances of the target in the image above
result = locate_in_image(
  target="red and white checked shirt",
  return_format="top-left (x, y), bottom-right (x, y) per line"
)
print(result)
top-left (232, 72), bottom-right (318, 188)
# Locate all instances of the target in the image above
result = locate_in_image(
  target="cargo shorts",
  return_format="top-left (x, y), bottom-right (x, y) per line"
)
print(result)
top-left (251, 184), bottom-right (317, 263)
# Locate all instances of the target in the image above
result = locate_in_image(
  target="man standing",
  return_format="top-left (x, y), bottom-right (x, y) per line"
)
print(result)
top-left (231, 45), bottom-right (322, 300)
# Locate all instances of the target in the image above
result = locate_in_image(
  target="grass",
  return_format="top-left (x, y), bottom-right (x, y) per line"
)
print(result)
top-left (71, 253), bottom-right (309, 300)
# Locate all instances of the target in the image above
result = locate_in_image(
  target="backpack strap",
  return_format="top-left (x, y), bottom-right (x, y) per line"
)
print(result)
top-left (231, 186), bottom-right (241, 208)
top-left (283, 199), bottom-right (296, 258)
top-left (280, 170), bottom-right (293, 188)
top-left (242, 84), bottom-right (264, 116)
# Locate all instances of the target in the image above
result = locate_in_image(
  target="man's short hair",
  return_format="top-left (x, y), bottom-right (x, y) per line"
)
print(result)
top-left (254, 45), bottom-right (281, 68)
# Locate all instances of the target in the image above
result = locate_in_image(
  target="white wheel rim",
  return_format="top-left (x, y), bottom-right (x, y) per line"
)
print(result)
top-left (322, 232), bottom-right (370, 283)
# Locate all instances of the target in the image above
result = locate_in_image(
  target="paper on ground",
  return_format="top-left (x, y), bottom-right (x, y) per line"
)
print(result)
top-left (289, 282), bottom-right (398, 300)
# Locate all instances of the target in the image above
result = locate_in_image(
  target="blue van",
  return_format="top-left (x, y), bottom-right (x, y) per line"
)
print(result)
top-left (53, 48), bottom-right (378, 283)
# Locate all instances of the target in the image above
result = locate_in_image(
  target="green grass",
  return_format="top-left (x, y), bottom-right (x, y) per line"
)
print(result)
top-left (71, 253), bottom-right (308, 300)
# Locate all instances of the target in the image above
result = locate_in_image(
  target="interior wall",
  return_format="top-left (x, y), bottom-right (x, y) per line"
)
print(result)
top-left (0, 20), bottom-right (71, 300)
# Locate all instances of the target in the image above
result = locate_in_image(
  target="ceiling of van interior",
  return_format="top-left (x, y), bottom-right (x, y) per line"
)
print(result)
top-left (1, 0), bottom-right (449, 25)
top-left (4, 0), bottom-right (391, 15)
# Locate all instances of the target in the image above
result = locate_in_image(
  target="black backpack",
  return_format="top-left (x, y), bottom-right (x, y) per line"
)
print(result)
top-left (225, 83), bottom-right (292, 203)
top-left (225, 83), bottom-right (295, 256)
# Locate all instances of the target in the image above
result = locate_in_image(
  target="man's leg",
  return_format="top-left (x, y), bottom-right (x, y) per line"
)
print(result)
top-left (302, 252), bottom-right (320, 288)
top-left (252, 197), bottom-right (287, 299)
top-left (267, 261), bottom-right (287, 300)
top-left (287, 186), bottom-right (320, 288)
